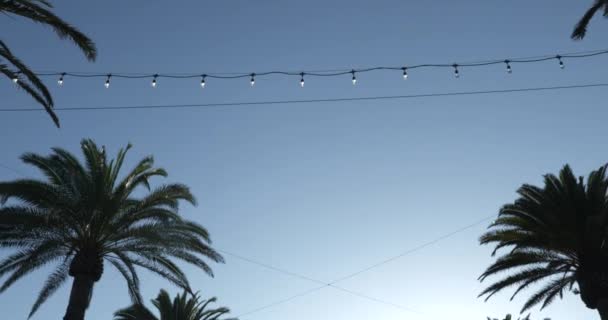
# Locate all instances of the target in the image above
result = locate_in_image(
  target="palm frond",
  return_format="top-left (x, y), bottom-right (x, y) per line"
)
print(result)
top-left (0, 63), bottom-right (59, 127)
top-left (0, 179), bottom-right (71, 207)
top-left (479, 163), bottom-right (608, 313)
top-left (572, 0), bottom-right (605, 39)
top-left (114, 289), bottom-right (234, 320)
top-left (0, 241), bottom-right (65, 292)
top-left (129, 253), bottom-right (191, 292)
top-left (479, 267), bottom-right (564, 301)
top-left (479, 251), bottom-right (562, 281)
top-left (107, 257), bottom-right (142, 305)
top-left (0, 40), bottom-right (53, 106)
top-left (28, 257), bottom-right (70, 318)
top-left (114, 303), bottom-right (158, 320)
top-left (520, 277), bottom-right (575, 312)
top-left (1, 0), bottom-right (97, 60)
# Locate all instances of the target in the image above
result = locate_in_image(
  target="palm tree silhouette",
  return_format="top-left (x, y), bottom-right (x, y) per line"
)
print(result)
top-left (0, 140), bottom-right (224, 320)
top-left (479, 165), bottom-right (608, 319)
top-left (114, 289), bottom-right (235, 320)
top-left (0, 0), bottom-right (97, 127)
top-left (572, 0), bottom-right (608, 39)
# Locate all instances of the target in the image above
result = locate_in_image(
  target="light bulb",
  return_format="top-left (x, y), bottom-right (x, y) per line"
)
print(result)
top-left (12, 76), bottom-right (18, 83)
top-left (250, 73), bottom-right (255, 86)
top-left (300, 73), bottom-right (305, 87)
top-left (151, 75), bottom-right (158, 88)
top-left (505, 60), bottom-right (512, 74)
top-left (104, 74), bottom-right (111, 88)
top-left (200, 75), bottom-right (206, 88)
top-left (557, 55), bottom-right (564, 69)
top-left (351, 70), bottom-right (357, 85)
top-left (402, 67), bottom-right (408, 80)
top-left (58, 73), bottom-right (65, 86)
top-left (453, 64), bottom-right (460, 78)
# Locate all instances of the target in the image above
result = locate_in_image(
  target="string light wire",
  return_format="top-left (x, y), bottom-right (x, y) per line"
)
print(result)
top-left (21, 48), bottom-right (608, 87)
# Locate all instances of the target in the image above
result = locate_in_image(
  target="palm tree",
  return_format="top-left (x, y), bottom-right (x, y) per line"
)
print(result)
top-left (487, 314), bottom-right (534, 320)
top-left (114, 289), bottom-right (235, 320)
top-left (479, 165), bottom-right (608, 319)
top-left (1, 0), bottom-right (97, 127)
top-left (572, 0), bottom-right (608, 39)
top-left (0, 139), bottom-right (224, 320)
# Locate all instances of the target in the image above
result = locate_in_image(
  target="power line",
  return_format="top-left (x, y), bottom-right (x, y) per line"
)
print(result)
top-left (221, 250), bottom-right (423, 316)
top-left (327, 285), bottom-right (423, 314)
top-left (218, 250), bottom-right (325, 285)
top-left (328, 215), bottom-right (493, 284)
top-left (2, 82), bottom-right (608, 113)
top-left (235, 285), bottom-right (328, 318)
top-left (223, 215), bottom-right (493, 318)
top-left (234, 284), bottom-right (426, 319)
top-left (11, 48), bottom-right (608, 88)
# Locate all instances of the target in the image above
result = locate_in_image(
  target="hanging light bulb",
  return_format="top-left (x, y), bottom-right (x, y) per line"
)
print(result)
top-left (200, 75), bottom-right (206, 88)
top-left (300, 72), bottom-right (305, 87)
top-left (12, 75), bottom-right (18, 83)
top-left (453, 64), bottom-right (460, 78)
top-left (351, 70), bottom-right (357, 85)
top-left (505, 60), bottom-right (512, 74)
top-left (250, 73), bottom-right (256, 86)
top-left (557, 55), bottom-right (564, 69)
top-left (402, 67), bottom-right (408, 80)
top-left (104, 74), bottom-right (111, 88)
top-left (151, 74), bottom-right (158, 88)
top-left (58, 72), bottom-right (65, 86)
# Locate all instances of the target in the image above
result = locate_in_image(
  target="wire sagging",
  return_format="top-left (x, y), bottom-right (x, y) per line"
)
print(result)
top-left (16, 48), bottom-right (608, 90)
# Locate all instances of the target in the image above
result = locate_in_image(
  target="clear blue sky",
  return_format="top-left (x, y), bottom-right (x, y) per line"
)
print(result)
top-left (1, 1), bottom-right (607, 319)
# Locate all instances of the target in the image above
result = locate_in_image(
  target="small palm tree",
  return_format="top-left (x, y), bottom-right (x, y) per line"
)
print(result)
top-left (1, 0), bottom-right (97, 127)
top-left (479, 165), bottom-right (608, 319)
top-left (0, 139), bottom-right (224, 320)
top-left (114, 289), bottom-right (235, 320)
top-left (487, 314), bottom-right (534, 320)
top-left (572, 0), bottom-right (608, 39)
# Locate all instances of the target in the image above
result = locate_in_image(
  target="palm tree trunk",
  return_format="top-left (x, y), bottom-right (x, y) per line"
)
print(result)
top-left (598, 299), bottom-right (608, 320)
top-left (63, 275), bottom-right (95, 320)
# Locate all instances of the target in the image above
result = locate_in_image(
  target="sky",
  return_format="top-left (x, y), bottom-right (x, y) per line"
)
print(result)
top-left (1, 0), bottom-right (607, 319)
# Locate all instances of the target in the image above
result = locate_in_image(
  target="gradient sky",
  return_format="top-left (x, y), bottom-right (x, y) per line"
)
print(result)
top-left (1, 1), bottom-right (608, 319)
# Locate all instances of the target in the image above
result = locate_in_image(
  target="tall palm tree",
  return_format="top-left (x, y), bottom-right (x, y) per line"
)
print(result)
top-left (0, 0), bottom-right (97, 127)
top-left (114, 289), bottom-right (235, 320)
top-left (478, 165), bottom-right (608, 319)
top-left (0, 139), bottom-right (224, 320)
top-left (572, 0), bottom-right (608, 39)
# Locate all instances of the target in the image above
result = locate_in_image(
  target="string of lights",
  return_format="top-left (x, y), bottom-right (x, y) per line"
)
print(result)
top-left (10, 49), bottom-right (608, 89)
